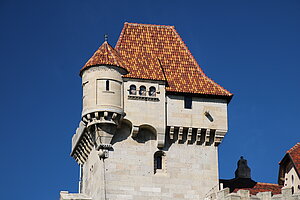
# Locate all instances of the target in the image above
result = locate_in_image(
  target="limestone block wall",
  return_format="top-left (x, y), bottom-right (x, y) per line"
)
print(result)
top-left (81, 66), bottom-right (126, 116)
top-left (167, 95), bottom-right (228, 131)
top-left (81, 121), bottom-right (219, 200)
top-left (206, 187), bottom-right (300, 200)
top-left (123, 79), bottom-right (166, 131)
top-left (123, 79), bottom-right (166, 146)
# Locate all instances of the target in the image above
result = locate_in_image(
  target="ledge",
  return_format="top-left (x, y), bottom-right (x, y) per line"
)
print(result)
top-left (128, 95), bottom-right (159, 101)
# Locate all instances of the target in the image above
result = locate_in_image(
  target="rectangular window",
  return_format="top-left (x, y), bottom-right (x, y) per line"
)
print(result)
top-left (184, 96), bottom-right (192, 109)
top-left (106, 80), bottom-right (109, 91)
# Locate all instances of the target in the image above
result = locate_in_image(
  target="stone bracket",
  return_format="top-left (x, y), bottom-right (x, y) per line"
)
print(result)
top-left (167, 126), bottom-right (227, 146)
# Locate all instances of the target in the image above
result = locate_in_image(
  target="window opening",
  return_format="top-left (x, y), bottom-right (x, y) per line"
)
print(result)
top-left (156, 156), bottom-right (162, 169)
top-left (129, 85), bottom-right (136, 95)
top-left (139, 86), bottom-right (146, 96)
top-left (106, 80), bottom-right (109, 91)
top-left (149, 86), bottom-right (156, 96)
top-left (184, 96), bottom-right (192, 109)
top-left (154, 151), bottom-right (165, 173)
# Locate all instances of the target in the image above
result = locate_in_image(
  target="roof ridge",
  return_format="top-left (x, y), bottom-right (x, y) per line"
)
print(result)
top-left (125, 22), bottom-right (174, 29)
top-left (80, 41), bottom-right (128, 75)
top-left (256, 182), bottom-right (280, 186)
top-left (106, 42), bottom-right (120, 66)
top-left (287, 142), bottom-right (300, 153)
top-left (170, 26), bottom-right (204, 74)
top-left (115, 23), bottom-right (127, 50)
top-left (171, 26), bottom-right (233, 96)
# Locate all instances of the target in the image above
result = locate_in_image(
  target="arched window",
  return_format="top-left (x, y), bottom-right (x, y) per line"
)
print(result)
top-left (149, 86), bottom-right (156, 96)
top-left (139, 86), bottom-right (146, 96)
top-left (154, 151), bottom-right (165, 173)
top-left (129, 85), bottom-right (136, 95)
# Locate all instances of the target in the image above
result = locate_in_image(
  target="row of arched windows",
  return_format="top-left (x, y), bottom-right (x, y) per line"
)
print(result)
top-left (129, 85), bottom-right (156, 96)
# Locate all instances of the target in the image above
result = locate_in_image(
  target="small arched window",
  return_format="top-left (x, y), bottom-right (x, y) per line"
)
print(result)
top-left (154, 151), bottom-right (165, 173)
top-left (139, 86), bottom-right (146, 96)
top-left (129, 85), bottom-right (136, 95)
top-left (149, 86), bottom-right (156, 96)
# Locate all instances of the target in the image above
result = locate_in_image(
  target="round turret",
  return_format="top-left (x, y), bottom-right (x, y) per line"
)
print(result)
top-left (80, 41), bottom-right (128, 150)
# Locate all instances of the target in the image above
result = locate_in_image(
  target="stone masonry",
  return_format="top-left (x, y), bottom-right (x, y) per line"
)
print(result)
top-left (206, 187), bottom-right (300, 200)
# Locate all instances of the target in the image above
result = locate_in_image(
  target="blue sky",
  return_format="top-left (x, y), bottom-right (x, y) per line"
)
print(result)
top-left (0, 0), bottom-right (299, 199)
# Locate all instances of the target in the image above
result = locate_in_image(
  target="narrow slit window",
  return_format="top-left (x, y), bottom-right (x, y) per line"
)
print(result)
top-left (156, 155), bottom-right (162, 169)
top-left (184, 96), bottom-right (192, 109)
top-left (106, 80), bottom-right (109, 91)
top-left (154, 151), bottom-right (165, 173)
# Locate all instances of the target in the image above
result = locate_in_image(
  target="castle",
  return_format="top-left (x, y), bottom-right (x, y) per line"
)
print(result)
top-left (60, 23), bottom-right (300, 200)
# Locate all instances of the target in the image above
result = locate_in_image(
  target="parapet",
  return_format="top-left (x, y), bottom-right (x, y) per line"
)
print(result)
top-left (60, 191), bottom-right (92, 200)
top-left (206, 187), bottom-right (300, 200)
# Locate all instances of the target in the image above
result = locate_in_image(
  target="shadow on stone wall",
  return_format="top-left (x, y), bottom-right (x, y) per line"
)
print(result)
top-left (111, 119), bottom-right (132, 145)
top-left (132, 125), bottom-right (156, 143)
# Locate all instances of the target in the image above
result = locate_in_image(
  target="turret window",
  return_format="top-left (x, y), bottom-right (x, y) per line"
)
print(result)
top-left (106, 80), bottom-right (110, 91)
top-left (129, 85), bottom-right (136, 95)
top-left (139, 86), bottom-right (146, 96)
top-left (149, 86), bottom-right (156, 96)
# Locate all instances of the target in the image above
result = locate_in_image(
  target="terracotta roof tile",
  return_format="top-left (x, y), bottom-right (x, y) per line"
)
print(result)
top-left (233, 182), bottom-right (282, 195)
top-left (115, 22), bottom-right (233, 97)
top-left (80, 41), bottom-right (128, 75)
top-left (287, 142), bottom-right (300, 175)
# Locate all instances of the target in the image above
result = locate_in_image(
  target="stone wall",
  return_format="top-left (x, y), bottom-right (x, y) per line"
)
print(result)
top-left (167, 95), bottom-right (228, 131)
top-left (206, 187), bottom-right (300, 200)
top-left (80, 121), bottom-right (220, 200)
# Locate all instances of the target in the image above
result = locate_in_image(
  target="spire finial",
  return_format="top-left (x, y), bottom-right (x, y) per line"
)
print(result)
top-left (104, 34), bottom-right (108, 42)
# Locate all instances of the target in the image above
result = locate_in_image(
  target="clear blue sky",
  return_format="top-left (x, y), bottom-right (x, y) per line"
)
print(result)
top-left (0, 0), bottom-right (299, 199)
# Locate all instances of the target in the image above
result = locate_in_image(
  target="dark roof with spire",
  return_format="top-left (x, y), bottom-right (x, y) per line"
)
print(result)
top-left (220, 156), bottom-right (282, 195)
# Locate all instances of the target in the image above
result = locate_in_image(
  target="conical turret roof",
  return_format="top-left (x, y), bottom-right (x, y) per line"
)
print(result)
top-left (80, 41), bottom-right (128, 75)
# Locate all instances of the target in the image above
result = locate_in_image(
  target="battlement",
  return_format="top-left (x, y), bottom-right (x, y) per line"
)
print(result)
top-left (206, 187), bottom-right (300, 200)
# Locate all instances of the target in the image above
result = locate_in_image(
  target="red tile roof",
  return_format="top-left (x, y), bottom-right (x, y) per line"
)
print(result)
top-left (115, 22), bottom-right (232, 97)
top-left (80, 41), bottom-right (128, 75)
top-left (287, 142), bottom-right (300, 175)
top-left (233, 182), bottom-right (282, 195)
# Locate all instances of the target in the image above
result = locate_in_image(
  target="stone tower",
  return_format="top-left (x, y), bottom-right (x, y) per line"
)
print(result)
top-left (62, 23), bottom-right (233, 200)
top-left (80, 41), bottom-right (128, 159)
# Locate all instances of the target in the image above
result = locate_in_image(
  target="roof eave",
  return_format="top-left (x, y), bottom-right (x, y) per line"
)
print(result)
top-left (79, 64), bottom-right (129, 77)
top-left (166, 91), bottom-right (233, 103)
